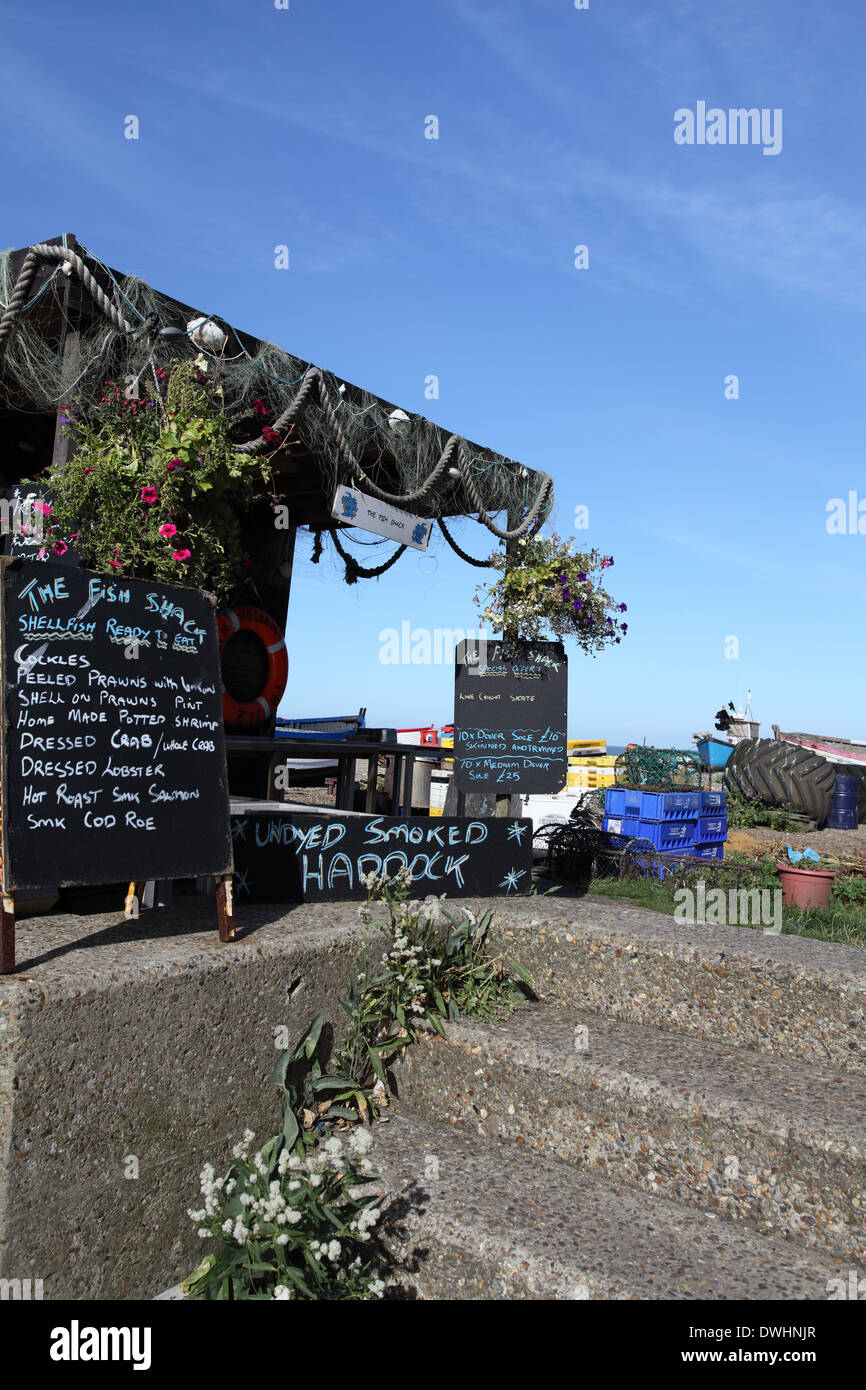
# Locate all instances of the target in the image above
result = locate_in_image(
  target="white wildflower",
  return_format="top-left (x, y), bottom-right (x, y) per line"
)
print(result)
top-left (327, 1240), bottom-right (342, 1262)
top-left (273, 1285), bottom-right (291, 1299)
top-left (348, 1128), bottom-right (373, 1156)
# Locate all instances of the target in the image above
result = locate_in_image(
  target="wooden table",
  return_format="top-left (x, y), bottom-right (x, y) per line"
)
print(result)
top-left (225, 737), bottom-right (440, 818)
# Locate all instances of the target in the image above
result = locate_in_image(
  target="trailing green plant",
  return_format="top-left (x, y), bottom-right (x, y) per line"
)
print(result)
top-left (330, 868), bottom-right (533, 1117)
top-left (185, 1018), bottom-right (387, 1301)
top-left (474, 531), bottom-right (627, 648)
top-left (36, 361), bottom-right (274, 602)
top-left (184, 877), bottom-right (533, 1298)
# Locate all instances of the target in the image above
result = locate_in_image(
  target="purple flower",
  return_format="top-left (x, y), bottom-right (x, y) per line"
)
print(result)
top-left (621, 623), bottom-right (628, 632)
top-left (619, 603), bottom-right (627, 612)
top-left (577, 571), bottom-right (586, 581)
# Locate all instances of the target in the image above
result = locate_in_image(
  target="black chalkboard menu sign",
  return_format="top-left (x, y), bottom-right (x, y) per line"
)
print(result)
top-left (231, 810), bottom-right (533, 901)
top-left (453, 638), bottom-right (568, 793)
top-left (1, 484), bottom-right (79, 566)
top-left (0, 558), bottom-right (233, 895)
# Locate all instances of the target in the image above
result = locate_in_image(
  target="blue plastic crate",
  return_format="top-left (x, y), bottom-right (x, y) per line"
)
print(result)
top-left (691, 841), bottom-right (725, 860)
top-left (604, 788), bottom-right (700, 821)
top-left (655, 841), bottom-right (725, 878)
top-left (620, 817), bottom-right (696, 851)
top-left (601, 816), bottom-right (661, 851)
top-left (695, 815), bottom-right (728, 843)
top-left (699, 789), bottom-right (727, 815)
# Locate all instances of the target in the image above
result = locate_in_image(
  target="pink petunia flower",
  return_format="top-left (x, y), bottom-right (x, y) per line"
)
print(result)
top-left (167, 458), bottom-right (183, 470)
top-left (52, 541), bottom-right (68, 556)
top-left (83, 468), bottom-right (93, 475)
top-left (141, 486), bottom-right (159, 505)
top-left (36, 501), bottom-right (52, 516)
top-left (172, 549), bottom-right (191, 562)
top-left (159, 523), bottom-right (177, 538)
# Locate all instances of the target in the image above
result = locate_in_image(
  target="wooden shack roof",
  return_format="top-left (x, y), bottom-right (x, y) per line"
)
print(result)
top-left (0, 235), bottom-right (551, 537)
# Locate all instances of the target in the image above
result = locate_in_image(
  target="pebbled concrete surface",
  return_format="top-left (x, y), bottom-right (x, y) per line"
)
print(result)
top-left (371, 1112), bottom-right (854, 1301)
top-left (393, 1003), bottom-right (866, 1262)
top-left (1, 891), bottom-right (863, 1299)
top-left (0, 893), bottom-right (373, 1299)
top-left (483, 894), bottom-right (866, 1074)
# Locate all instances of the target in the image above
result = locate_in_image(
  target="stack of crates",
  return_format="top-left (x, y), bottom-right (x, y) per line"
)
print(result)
top-left (567, 740), bottom-right (616, 790)
top-left (602, 787), bottom-right (727, 873)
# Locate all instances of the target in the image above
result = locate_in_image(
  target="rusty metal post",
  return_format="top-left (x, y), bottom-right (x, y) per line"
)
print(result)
top-left (0, 895), bottom-right (15, 974)
top-left (216, 875), bottom-right (236, 942)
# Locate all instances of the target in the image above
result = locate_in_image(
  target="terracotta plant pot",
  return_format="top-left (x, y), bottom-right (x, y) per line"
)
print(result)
top-left (776, 864), bottom-right (836, 910)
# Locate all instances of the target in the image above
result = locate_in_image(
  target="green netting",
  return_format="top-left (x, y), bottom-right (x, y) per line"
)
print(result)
top-left (614, 747), bottom-right (704, 791)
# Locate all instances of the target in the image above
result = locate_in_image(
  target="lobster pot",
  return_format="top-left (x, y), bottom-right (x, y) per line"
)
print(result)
top-left (826, 775), bottom-right (859, 830)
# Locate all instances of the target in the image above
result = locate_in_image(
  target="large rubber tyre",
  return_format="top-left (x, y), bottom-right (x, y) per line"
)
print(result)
top-left (724, 738), bottom-right (838, 824)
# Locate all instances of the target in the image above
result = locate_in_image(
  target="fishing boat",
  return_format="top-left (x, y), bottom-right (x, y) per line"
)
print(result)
top-left (693, 692), bottom-right (760, 767)
top-left (773, 726), bottom-right (866, 766)
top-left (692, 734), bottom-right (734, 768)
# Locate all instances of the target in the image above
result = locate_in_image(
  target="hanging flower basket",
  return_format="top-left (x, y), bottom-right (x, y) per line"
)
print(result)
top-left (35, 362), bottom-right (275, 603)
top-left (475, 533), bottom-right (627, 652)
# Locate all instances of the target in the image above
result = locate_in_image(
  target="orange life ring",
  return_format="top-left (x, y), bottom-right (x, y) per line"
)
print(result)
top-left (218, 605), bottom-right (288, 729)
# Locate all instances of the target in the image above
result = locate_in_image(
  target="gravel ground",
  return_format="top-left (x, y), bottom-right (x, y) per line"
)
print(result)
top-left (728, 822), bottom-right (866, 863)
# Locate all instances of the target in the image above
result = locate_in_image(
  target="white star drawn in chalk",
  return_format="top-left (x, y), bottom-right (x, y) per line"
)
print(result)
top-left (499, 867), bottom-right (527, 893)
top-left (507, 821), bottom-right (528, 844)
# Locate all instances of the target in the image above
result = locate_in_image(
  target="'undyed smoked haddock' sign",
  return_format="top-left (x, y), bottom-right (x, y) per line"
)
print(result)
top-left (453, 638), bottom-right (568, 794)
top-left (231, 811), bottom-right (533, 901)
top-left (0, 558), bottom-right (233, 894)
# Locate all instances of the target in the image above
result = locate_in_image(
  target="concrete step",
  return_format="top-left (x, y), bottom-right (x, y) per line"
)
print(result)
top-left (371, 1112), bottom-right (854, 1300)
top-left (480, 894), bottom-right (866, 1074)
top-left (392, 1003), bottom-right (866, 1263)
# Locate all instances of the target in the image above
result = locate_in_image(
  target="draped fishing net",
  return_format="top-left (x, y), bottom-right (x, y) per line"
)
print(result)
top-left (614, 746), bottom-right (704, 791)
top-left (0, 249), bottom-right (540, 537)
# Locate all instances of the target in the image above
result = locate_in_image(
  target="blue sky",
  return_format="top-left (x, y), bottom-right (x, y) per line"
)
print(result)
top-left (3, 0), bottom-right (865, 746)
